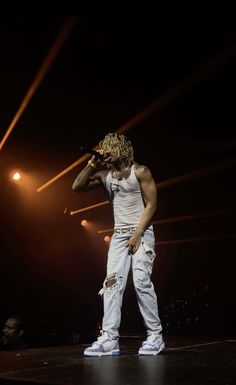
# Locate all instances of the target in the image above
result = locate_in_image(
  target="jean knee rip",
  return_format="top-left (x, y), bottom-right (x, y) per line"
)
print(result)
top-left (98, 274), bottom-right (122, 296)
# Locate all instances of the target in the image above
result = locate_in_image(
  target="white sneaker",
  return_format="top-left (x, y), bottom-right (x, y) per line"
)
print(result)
top-left (84, 331), bottom-right (120, 357)
top-left (138, 333), bottom-right (165, 356)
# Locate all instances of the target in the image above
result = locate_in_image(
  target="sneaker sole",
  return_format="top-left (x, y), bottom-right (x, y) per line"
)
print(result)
top-left (138, 342), bottom-right (165, 356)
top-left (84, 349), bottom-right (120, 357)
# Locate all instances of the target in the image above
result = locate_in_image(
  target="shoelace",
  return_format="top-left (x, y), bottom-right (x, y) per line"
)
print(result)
top-left (92, 331), bottom-right (110, 347)
top-left (143, 335), bottom-right (160, 347)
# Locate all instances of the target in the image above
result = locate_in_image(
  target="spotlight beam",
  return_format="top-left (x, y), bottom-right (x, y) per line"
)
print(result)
top-left (158, 158), bottom-right (236, 190)
top-left (36, 43), bottom-right (236, 192)
top-left (157, 234), bottom-right (235, 245)
top-left (97, 208), bottom-right (236, 234)
top-left (0, 17), bottom-right (78, 152)
top-left (70, 200), bottom-right (110, 215)
top-left (151, 208), bottom-right (236, 225)
top-left (70, 157), bottom-right (236, 216)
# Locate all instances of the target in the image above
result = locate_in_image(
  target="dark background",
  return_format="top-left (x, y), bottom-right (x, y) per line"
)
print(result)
top-left (0, 17), bottom-right (235, 344)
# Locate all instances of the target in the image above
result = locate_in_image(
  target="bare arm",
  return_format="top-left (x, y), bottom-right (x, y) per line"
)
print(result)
top-left (127, 164), bottom-right (157, 253)
top-left (72, 157), bottom-right (107, 192)
top-left (136, 164), bottom-right (157, 230)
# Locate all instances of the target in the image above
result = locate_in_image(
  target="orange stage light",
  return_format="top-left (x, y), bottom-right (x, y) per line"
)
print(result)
top-left (10, 170), bottom-right (23, 183)
top-left (12, 172), bottom-right (21, 181)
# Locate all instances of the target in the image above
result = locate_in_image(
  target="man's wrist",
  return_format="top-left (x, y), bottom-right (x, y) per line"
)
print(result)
top-left (136, 225), bottom-right (144, 234)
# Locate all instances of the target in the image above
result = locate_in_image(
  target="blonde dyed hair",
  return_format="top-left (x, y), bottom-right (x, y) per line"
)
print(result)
top-left (99, 133), bottom-right (134, 167)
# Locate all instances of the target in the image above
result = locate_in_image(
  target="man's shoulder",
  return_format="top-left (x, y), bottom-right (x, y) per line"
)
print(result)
top-left (134, 163), bottom-right (150, 176)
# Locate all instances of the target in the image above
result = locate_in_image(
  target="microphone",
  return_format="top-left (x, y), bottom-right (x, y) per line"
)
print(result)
top-left (80, 146), bottom-right (104, 160)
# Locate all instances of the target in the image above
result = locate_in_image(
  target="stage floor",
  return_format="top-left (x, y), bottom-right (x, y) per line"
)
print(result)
top-left (0, 336), bottom-right (235, 385)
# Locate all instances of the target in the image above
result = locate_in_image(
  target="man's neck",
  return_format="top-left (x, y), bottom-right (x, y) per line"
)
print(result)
top-left (111, 164), bottom-right (132, 180)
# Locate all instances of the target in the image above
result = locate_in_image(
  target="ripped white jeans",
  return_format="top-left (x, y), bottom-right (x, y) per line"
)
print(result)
top-left (100, 227), bottom-right (162, 339)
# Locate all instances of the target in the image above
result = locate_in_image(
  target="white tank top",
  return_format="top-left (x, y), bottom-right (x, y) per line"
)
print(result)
top-left (105, 164), bottom-right (145, 228)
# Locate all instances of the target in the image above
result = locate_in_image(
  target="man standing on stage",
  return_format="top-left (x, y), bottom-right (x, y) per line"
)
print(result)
top-left (72, 133), bottom-right (164, 356)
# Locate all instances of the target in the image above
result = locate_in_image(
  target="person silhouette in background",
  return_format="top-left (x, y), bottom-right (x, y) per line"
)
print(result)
top-left (0, 316), bottom-right (28, 351)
